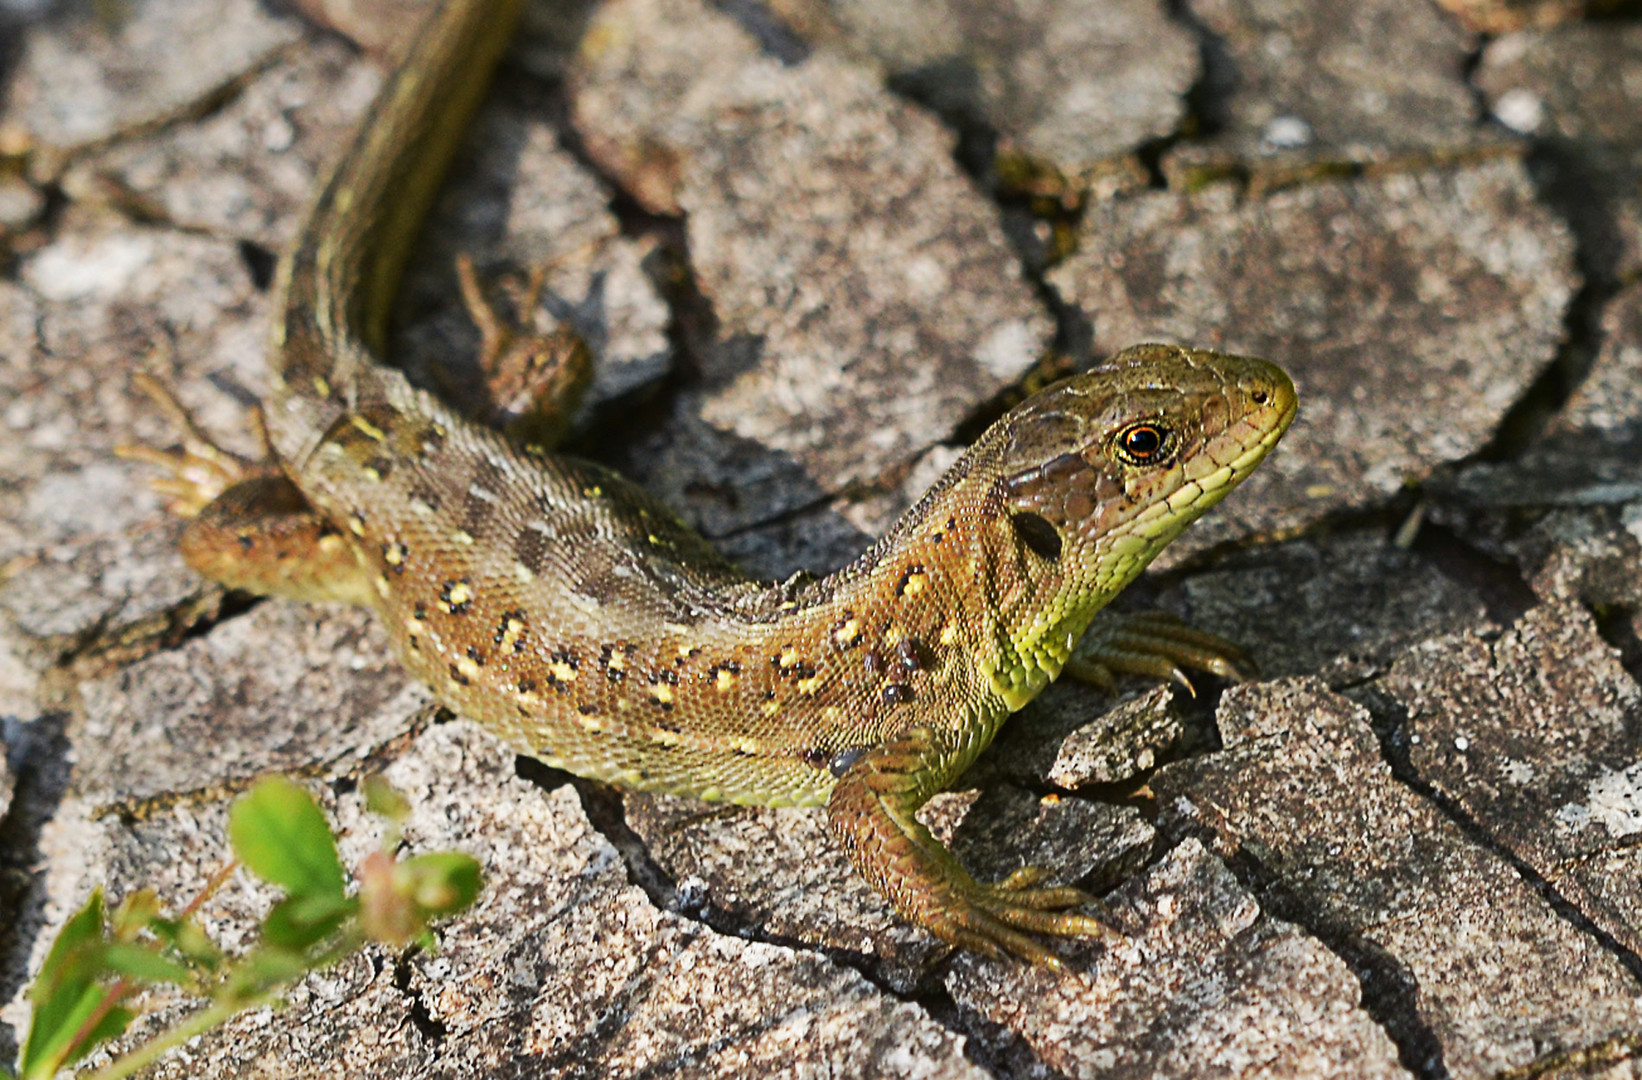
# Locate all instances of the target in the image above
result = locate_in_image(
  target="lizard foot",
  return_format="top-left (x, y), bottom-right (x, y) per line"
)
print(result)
top-left (453, 253), bottom-right (591, 450)
top-left (828, 726), bottom-right (1121, 969)
top-left (116, 373), bottom-right (269, 517)
top-left (918, 865), bottom-right (1123, 970)
top-left (1065, 609), bottom-right (1253, 696)
top-left (119, 373), bottom-right (372, 604)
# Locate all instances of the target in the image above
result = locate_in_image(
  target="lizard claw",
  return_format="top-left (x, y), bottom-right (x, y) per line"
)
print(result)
top-left (117, 373), bottom-right (267, 517)
top-left (929, 871), bottom-right (1124, 970)
top-left (1066, 609), bottom-right (1253, 693)
top-left (828, 727), bottom-right (1122, 969)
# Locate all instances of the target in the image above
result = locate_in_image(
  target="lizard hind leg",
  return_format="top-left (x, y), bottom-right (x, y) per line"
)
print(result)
top-left (179, 475), bottom-right (378, 607)
top-left (120, 376), bottom-right (377, 607)
top-left (826, 726), bottom-right (1121, 969)
top-left (454, 253), bottom-right (592, 451)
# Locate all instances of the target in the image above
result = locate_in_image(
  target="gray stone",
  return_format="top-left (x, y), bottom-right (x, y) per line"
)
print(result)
top-left (73, 601), bottom-right (428, 807)
top-left (8, 0), bottom-right (1642, 1071)
top-left (717, 444), bottom-right (962, 582)
top-left (69, 26), bottom-right (673, 427)
top-left (629, 778), bottom-right (1155, 992)
top-left (0, 0), bottom-right (302, 165)
top-left (946, 785), bottom-right (1156, 896)
top-left (772, 0), bottom-right (1198, 186)
top-left (1507, 507), bottom-right (1642, 617)
top-left (0, 646), bottom-right (37, 728)
top-left (0, 212), bottom-right (268, 660)
top-left (0, 740), bottom-right (11, 828)
top-left (1379, 601), bottom-right (1642, 957)
top-left (1424, 287), bottom-right (1642, 683)
top-left (987, 682), bottom-right (1184, 791)
top-left (571, 0), bottom-right (1052, 529)
top-left (0, 281), bottom-right (44, 571)
top-left (946, 839), bottom-right (1410, 1079)
top-left (1172, 0), bottom-right (1497, 181)
top-left (0, 175), bottom-right (44, 238)
top-left (389, 726), bottom-right (983, 1079)
top-left (1155, 678), bottom-right (1642, 1078)
top-left (284, 0), bottom-right (440, 56)
top-left (1447, 280), bottom-right (1642, 512)
top-left (715, 498), bottom-right (878, 582)
top-left (392, 91), bottom-right (674, 418)
top-left (1476, 22), bottom-right (1642, 282)
top-left (1156, 527), bottom-right (1494, 687)
top-left (1555, 281), bottom-right (1642, 447)
top-left (8, 722), bottom-right (987, 1078)
top-left (1429, 0), bottom-right (1582, 34)
top-left (0, 25), bottom-right (673, 672)
top-left (1050, 158), bottom-right (1577, 563)
top-left (625, 791), bottom-right (945, 988)
top-left (66, 35), bottom-right (380, 250)
top-left (445, 900), bottom-right (986, 1078)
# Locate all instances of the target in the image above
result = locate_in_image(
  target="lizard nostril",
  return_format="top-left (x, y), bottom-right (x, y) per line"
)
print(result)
top-left (1251, 389), bottom-right (1269, 405)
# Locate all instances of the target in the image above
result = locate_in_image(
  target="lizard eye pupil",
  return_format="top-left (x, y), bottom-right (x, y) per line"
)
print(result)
top-left (1118, 423), bottom-right (1167, 463)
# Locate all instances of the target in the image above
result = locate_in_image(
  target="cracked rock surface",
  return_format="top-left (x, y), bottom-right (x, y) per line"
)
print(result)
top-left (1171, 0), bottom-right (1507, 182)
top-left (3, 0), bottom-right (1642, 1077)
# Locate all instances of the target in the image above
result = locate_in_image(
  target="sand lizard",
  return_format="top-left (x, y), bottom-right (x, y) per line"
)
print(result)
top-left (128, 0), bottom-right (1296, 966)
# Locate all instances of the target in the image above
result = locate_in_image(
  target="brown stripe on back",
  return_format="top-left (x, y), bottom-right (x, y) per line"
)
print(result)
top-left (513, 522), bottom-right (555, 577)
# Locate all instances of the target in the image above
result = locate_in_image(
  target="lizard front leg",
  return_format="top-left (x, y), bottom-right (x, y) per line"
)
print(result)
top-left (1065, 609), bottom-right (1253, 694)
top-left (826, 725), bottom-right (1119, 968)
top-left (120, 377), bottom-right (376, 607)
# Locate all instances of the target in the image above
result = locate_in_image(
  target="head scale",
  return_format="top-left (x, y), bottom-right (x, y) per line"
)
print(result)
top-left (981, 343), bottom-right (1296, 636)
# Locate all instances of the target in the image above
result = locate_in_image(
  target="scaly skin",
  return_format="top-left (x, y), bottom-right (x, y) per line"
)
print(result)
top-left (137, 0), bottom-right (1296, 966)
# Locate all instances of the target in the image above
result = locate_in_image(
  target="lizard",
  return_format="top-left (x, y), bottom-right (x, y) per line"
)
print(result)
top-left (126, 0), bottom-right (1297, 967)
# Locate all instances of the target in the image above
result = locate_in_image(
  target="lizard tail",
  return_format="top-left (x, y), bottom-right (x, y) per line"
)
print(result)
top-left (266, 0), bottom-right (527, 467)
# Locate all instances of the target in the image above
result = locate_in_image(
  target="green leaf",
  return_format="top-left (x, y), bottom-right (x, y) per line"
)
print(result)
top-left (20, 978), bottom-right (108, 1077)
top-left (111, 888), bottom-right (161, 940)
top-left (261, 893), bottom-right (355, 951)
top-left (402, 853), bottom-right (482, 916)
top-left (100, 942), bottom-right (192, 985)
top-left (150, 916), bottom-right (224, 970)
top-left (230, 777), bottom-right (345, 901)
top-left (30, 890), bottom-right (105, 999)
top-left (363, 775), bottom-right (410, 823)
top-left (219, 947), bottom-right (310, 1005)
top-left (59, 1006), bottom-right (135, 1074)
top-left (19, 890), bottom-right (121, 1078)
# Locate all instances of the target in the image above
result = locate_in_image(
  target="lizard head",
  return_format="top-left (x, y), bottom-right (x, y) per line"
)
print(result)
top-left (979, 343), bottom-right (1295, 644)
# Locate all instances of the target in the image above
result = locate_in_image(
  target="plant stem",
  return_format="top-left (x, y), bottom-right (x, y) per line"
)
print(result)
top-left (76, 930), bottom-right (369, 1080)
top-left (80, 998), bottom-right (255, 1080)
top-left (49, 978), bottom-right (132, 1076)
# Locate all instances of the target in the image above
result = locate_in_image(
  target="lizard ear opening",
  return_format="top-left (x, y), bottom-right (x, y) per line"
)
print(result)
top-left (1009, 511), bottom-right (1063, 561)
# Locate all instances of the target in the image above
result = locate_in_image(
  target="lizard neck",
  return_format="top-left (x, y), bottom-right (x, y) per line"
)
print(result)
top-left (783, 449), bottom-right (1109, 724)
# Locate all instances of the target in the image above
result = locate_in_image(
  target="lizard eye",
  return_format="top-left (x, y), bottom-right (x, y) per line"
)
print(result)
top-left (1115, 422), bottom-right (1170, 465)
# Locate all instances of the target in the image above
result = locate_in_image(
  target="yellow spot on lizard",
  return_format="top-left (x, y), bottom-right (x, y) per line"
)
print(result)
top-left (349, 413), bottom-right (388, 443)
top-left (442, 580), bottom-right (474, 611)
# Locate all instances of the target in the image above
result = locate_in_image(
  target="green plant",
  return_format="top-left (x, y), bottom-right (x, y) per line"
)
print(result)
top-left (7, 775), bottom-right (480, 1080)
